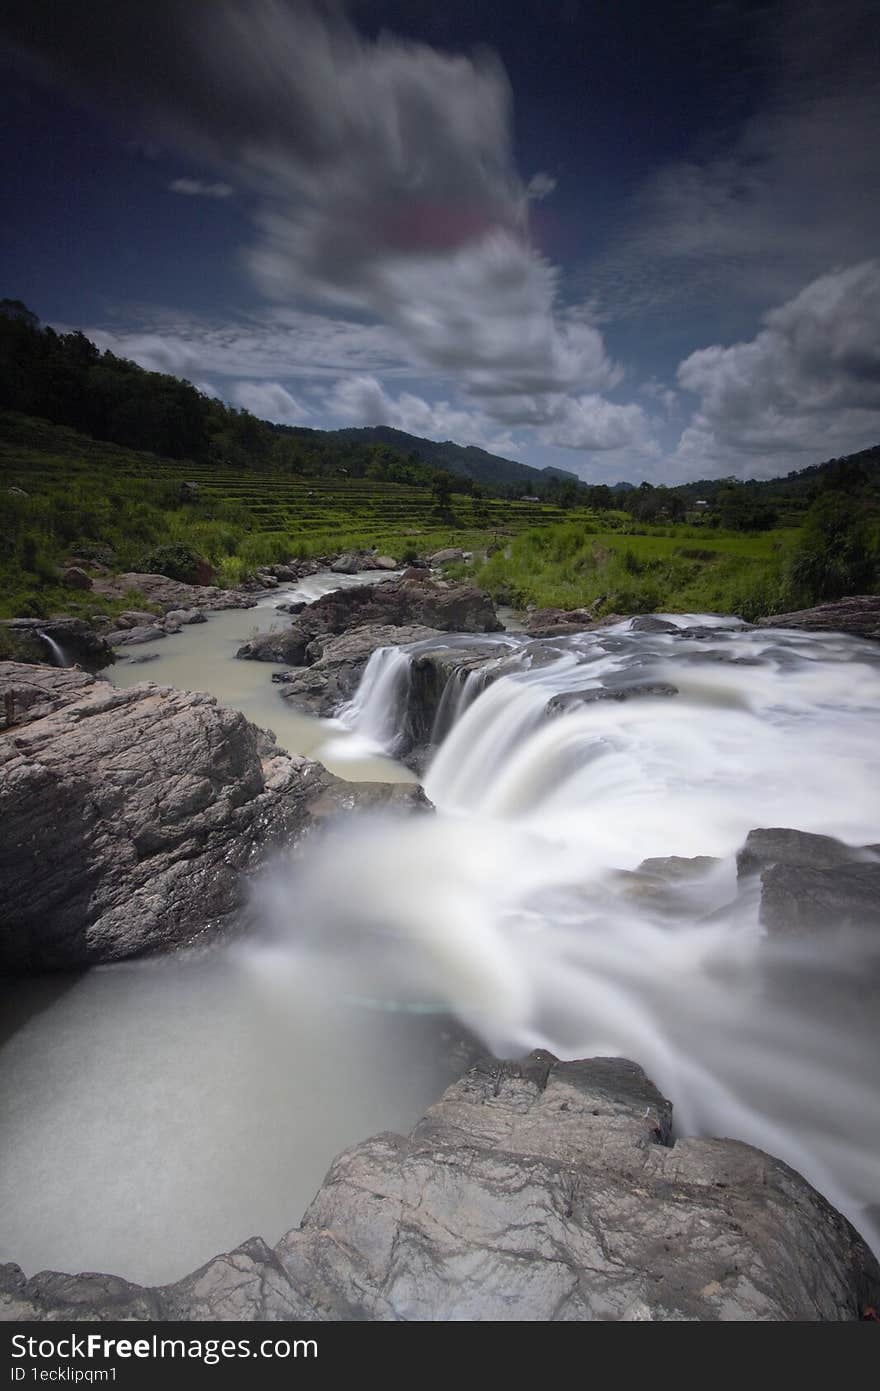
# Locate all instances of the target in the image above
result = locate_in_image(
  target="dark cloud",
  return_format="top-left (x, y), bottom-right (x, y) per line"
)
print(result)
top-left (3, 0), bottom-right (625, 419)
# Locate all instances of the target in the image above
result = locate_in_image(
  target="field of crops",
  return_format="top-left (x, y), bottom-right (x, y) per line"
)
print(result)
top-left (0, 412), bottom-right (581, 552)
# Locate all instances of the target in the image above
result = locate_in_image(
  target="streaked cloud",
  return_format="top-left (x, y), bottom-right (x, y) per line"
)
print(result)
top-left (169, 177), bottom-right (234, 199)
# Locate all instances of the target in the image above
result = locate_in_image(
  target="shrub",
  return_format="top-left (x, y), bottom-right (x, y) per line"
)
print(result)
top-left (137, 543), bottom-right (205, 583)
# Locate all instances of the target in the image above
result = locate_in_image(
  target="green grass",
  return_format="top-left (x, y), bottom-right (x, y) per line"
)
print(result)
top-left (5, 409), bottom-right (866, 627)
top-left (455, 524), bottom-right (801, 620)
top-left (0, 411), bottom-right (592, 619)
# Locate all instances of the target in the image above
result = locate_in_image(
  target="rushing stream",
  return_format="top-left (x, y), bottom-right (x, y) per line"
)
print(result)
top-left (2, 597), bottom-right (879, 1284)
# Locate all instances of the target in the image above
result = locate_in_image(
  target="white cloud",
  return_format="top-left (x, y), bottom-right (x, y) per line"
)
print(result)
top-left (539, 394), bottom-right (658, 454)
top-left (325, 375), bottom-right (520, 456)
top-left (526, 171), bottom-right (557, 201)
top-left (673, 260), bottom-right (880, 478)
top-left (169, 177), bottom-right (234, 198)
top-left (229, 380), bottom-right (311, 424)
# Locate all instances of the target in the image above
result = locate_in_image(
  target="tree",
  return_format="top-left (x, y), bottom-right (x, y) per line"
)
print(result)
top-left (787, 492), bottom-right (876, 601)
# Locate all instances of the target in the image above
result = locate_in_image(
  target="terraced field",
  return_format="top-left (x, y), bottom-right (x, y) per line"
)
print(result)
top-left (0, 412), bottom-right (582, 555)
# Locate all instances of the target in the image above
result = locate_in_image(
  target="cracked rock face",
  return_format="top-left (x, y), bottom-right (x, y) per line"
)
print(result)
top-left (2, 1055), bottom-right (876, 1322)
top-left (0, 663), bottom-right (424, 971)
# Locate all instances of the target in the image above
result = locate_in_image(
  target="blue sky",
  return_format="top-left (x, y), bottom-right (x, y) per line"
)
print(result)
top-left (2, 0), bottom-right (879, 483)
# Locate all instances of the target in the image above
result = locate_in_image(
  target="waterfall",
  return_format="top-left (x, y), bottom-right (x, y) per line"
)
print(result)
top-left (430, 666), bottom-right (492, 745)
top-left (37, 630), bottom-right (69, 667)
top-left (260, 618), bottom-right (880, 1253)
top-left (336, 646), bottom-right (413, 751)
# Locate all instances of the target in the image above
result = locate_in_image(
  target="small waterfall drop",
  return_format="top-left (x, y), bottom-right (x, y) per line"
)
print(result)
top-left (336, 646), bottom-right (412, 751)
top-left (37, 631), bottom-right (69, 667)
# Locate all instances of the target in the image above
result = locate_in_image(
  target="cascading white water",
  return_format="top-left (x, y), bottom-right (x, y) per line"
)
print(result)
top-left (257, 617), bottom-right (880, 1252)
top-left (37, 630), bottom-right (68, 666)
top-left (335, 646), bottom-right (413, 750)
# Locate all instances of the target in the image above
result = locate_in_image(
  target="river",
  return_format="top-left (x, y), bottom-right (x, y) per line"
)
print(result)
top-left (2, 590), bottom-right (879, 1283)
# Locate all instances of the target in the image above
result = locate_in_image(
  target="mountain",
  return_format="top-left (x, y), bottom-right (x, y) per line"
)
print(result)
top-left (329, 425), bottom-right (582, 493)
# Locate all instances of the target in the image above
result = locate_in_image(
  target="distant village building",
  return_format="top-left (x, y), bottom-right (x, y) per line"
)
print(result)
top-left (694, 499), bottom-right (709, 508)
top-left (522, 495), bottom-right (540, 503)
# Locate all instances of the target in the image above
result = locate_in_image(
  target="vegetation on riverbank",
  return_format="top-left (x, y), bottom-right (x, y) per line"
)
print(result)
top-left (1, 293), bottom-right (878, 624)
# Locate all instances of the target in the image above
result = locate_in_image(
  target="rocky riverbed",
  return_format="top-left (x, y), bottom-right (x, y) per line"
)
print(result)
top-left (1, 570), bottom-right (879, 1320)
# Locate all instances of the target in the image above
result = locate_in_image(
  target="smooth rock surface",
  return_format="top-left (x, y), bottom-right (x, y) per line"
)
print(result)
top-left (759, 596), bottom-right (880, 641)
top-left (2, 1054), bottom-right (876, 1322)
top-left (0, 663), bottom-right (425, 970)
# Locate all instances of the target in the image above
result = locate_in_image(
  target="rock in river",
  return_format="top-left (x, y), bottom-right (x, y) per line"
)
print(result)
top-left (2, 1053), bottom-right (876, 1321)
top-left (0, 662), bottom-right (425, 971)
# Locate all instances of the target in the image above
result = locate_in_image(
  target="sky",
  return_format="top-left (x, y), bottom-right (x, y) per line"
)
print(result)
top-left (1, 0), bottom-right (879, 484)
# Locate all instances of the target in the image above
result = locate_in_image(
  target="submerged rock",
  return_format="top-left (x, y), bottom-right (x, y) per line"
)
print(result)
top-left (2, 1053), bottom-right (876, 1322)
top-left (0, 663), bottom-right (426, 971)
top-left (546, 681), bottom-right (679, 715)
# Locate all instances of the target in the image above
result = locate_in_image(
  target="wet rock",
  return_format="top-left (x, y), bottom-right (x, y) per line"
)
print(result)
top-left (737, 828), bottom-right (880, 942)
top-left (637, 854), bottom-right (721, 880)
top-left (759, 596), bottom-right (880, 641)
top-left (331, 552), bottom-right (360, 575)
top-left (104, 624), bottom-right (166, 647)
top-left (4, 1054), bottom-right (876, 1322)
top-left (372, 555), bottom-right (398, 571)
top-left (523, 608), bottom-right (625, 638)
top-left (430, 547), bottom-right (465, 565)
top-left (115, 609), bottom-right (159, 629)
top-left (236, 629), bottom-right (311, 665)
top-left (0, 663), bottom-right (427, 972)
top-left (546, 681), bottom-right (678, 715)
top-left (760, 863), bottom-right (880, 939)
top-left (163, 608), bottom-right (207, 626)
top-left (0, 618), bottom-right (114, 673)
top-left (629, 615), bottom-right (680, 633)
top-left (737, 827), bottom-right (873, 879)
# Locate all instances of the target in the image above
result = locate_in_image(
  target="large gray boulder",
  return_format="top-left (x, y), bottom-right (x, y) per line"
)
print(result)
top-left (758, 596), bottom-right (880, 641)
top-left (0, 663), bottom-right (425, 971)
top-left (237, 578), bottom-right (502, 670)
top-left (737, 828), bottom-right (880, 939)
top-left (91, 573), bottom-right (256, 613)
top-left (2, 1054), bottom-right (876, 1322)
